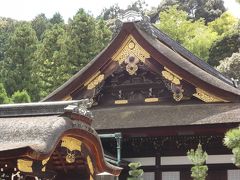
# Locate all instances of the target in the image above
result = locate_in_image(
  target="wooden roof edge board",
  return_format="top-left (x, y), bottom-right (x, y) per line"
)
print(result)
top-left (42, 21), bottom-right (240, 102)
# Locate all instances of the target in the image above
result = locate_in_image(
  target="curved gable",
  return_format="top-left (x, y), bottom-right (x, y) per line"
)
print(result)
top-left (43, 22), bottom-right (240, 103)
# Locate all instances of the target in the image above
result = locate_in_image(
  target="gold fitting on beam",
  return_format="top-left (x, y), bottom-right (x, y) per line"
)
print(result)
top-left (17, 159), bottom-right (33, 173)
top-left (144, 98), bottom-right (159, 103)
top-left (114, 100), bottom-right (128, 104)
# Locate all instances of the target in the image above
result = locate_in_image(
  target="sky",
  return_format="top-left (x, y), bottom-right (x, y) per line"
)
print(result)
top-left (0, 0), bottom-right (239, 22)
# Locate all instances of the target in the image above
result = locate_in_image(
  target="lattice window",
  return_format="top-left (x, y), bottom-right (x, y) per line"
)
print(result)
top-left (228, 170), bottom-right (240, 180)
top-left (162, 171), bottom-right (180, 180)
top-left (142, 172), bottom-right (155, 180)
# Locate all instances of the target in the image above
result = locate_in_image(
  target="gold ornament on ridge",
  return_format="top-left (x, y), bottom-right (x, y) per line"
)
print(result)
top-left (112, 35), bottom-right (150, 64)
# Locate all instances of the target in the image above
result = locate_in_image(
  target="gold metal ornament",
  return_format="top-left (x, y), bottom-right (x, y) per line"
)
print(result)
top-left (66, 151), bottom-right (76, 164)
top-left (87, 74), bottom-right (105, 90)
top-left (112, 35), bottom-right (150, 64)
top-left (173, 91), bottom-right (184, 101)
top-left (17, 159), bottom-right (33, 173)
top-left (126, 64), bottom-right (138, 75)
top-left (144, 98), bottom-right (159, 103)
top-left (90, 175), bottom-right (94, 180)
top-left (162, 68), bottom-right (182, 85)
top-left (61, 136), bottom-right (82, 152)
top-left (114, 100), bottom-right (128, 104)
top-left (41, 157), bottom-right (50, 172)
top-left (193, 88), bottom-right (227, 103)
top-left (87, 155), bottom-right (94, 175)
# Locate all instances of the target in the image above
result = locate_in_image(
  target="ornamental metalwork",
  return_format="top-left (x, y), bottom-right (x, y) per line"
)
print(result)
top-left (193, 88), bottom-right (227, 103)
top-left (41, 158), bottom-right (50, 172)
top-left (162, 68), bottom-right (182, 85)
top-left (144, 98), bottom-right (159, 103)
top-left (64, 99), bottom-right (94, 119)
top-left (61, 136), bottom-right (82, 163)
top-left (87, 74), bottom-right (105, 90)
top-left (120, 10), bottom-right (143, 22)
top-left (112, 35), bottom-right (150, 65)
top-left (125, 55), bottom-right (139, 75)
top-left (114, 100), bottom-right (128, 105)
top-left (17, 159), bottom-right (33, 173)
top-left (87, 155), bottom-right (94, 180)
top-left (171, 84), bottom-right (184, 102)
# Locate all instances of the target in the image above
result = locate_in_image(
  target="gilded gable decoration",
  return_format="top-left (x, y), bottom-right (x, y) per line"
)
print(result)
top-left (125, 56), bottom-right (139, 75)
top-left (61, 136), bottom-right (82, 163)
top-left (86, 74), bottom-right (105, 90)
top-left (162, 67), bottom-right (182, 85)
top-left (17, 159), bottom-right (33, 173)
top-left (112, 35), bottom-right (150, 65)
top-left (193, 88), bottom-right (227, 103)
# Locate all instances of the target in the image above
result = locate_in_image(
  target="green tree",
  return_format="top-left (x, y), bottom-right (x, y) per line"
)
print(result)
top-left (31, 13), bottom-right (49, 40)
top-left (159, 0), bottom-right (226, 23)
top-left (100, 4), bottom-right (122, 20)
top-left (35, 24), bottom-right (70, 98)
top-left (96, 19), bottom-right (112, 51)
top-left (187, 144), bottom-right (208, 180)
top-left (208, 31), bottom-right (240, 66)
top-left (208, 11), bottom-right (238, 36)
top-left (49, 12), bottom-right (64, 25)
top-left (224, 127), bottom-right (240, 167)
top-left (66, 9), bottom-right (110, 74)
top-left (217, 52), bottom-right (240, 81)
top-left (156, 6), bottom-right (218, 61)
top-left (0, 83), bottom-right (11, 104)
top-left (11, 90), bottom-right (31, 103)
top-left (2, 22), bottom-right (39, 101)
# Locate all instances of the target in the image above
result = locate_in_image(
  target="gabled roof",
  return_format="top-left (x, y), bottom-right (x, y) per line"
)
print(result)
top-left (0, 101), bottom-right (122, 176)
top-left (43, 20), bottom-right (240, 102)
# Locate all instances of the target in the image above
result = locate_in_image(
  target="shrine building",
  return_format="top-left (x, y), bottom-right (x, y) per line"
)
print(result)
top-left (1, 11), bottom-right (240, 180)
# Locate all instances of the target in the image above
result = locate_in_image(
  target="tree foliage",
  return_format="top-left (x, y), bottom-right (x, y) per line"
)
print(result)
top-left (11, 90), bottom-right (31, 103)
top-left (208, 11), bottom-right (238, 36)
top-left (0, 83), bottom-right (11, 104)
top-left (66, 9), bottom-right (111, 74)
top-left (35, 24), bottom-right (69, 97)
top-left (2, 22), bottom-right (39, 100)
top-left (49, 12), bottom-right (64, 25)
top-left (187, 144), bottom-right (208, 180)
top-left (224, 127), bottom-right (240, 167)
top-left (31, 14), bottom-right (50, 41)
top-left (217, 52), bottom-right (240, 80)
top-left (156, 6), bottom-right (218, 61)
top-left (208, 31), bottom-right (240, 66)
top-left (159, 0), bottom-right (226, 23)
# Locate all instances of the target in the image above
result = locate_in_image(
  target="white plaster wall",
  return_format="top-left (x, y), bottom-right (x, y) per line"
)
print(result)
top-left (123, 157), bottom-right (155, 166)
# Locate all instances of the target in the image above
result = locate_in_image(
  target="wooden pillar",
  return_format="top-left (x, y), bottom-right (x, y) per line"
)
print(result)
top-left (155, 153), bottom-right (161, 180)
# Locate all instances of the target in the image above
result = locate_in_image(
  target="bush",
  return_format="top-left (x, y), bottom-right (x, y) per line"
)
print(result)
top-left (127, 162), bottom-right (144, 180)
top-left (11, 90), bottom-right (31, 103)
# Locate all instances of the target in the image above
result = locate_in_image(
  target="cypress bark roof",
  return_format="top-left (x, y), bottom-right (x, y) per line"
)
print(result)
top-left (42, 21), bottom-right (240, 102)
